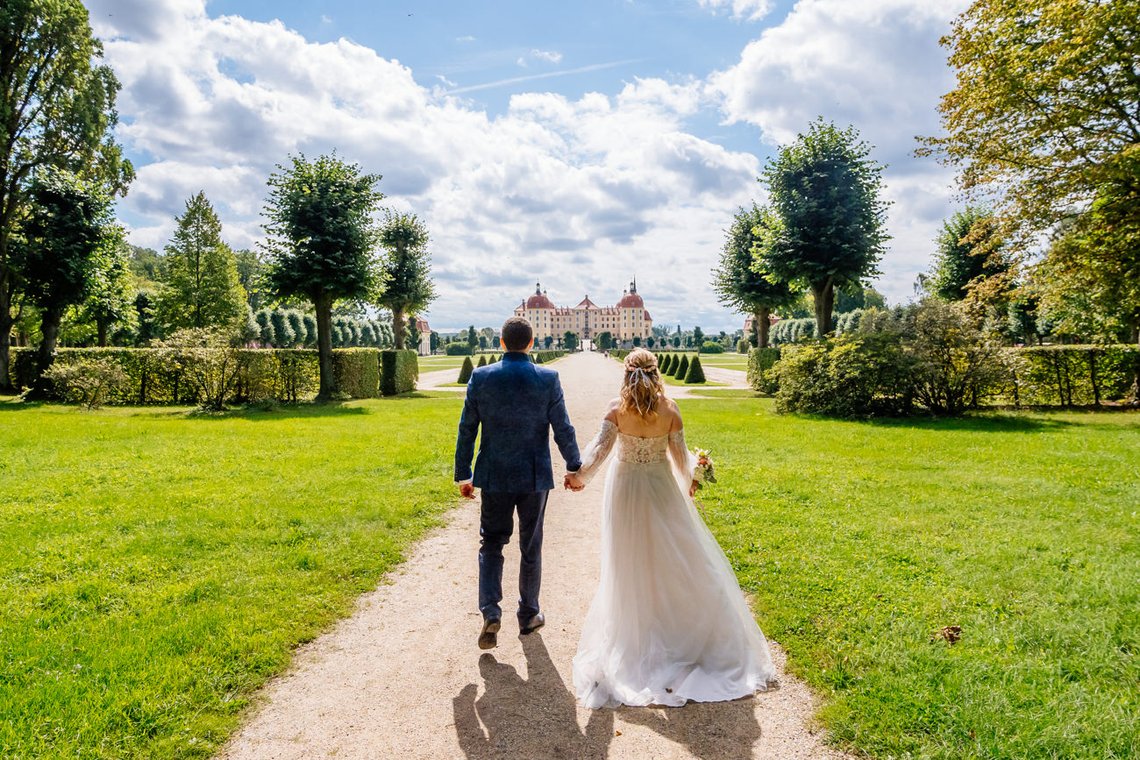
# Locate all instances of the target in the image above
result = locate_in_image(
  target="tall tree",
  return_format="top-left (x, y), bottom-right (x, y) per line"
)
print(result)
top-left (376, 212), bottom-right (435, 350)
top-left (712, 204), bottom-right (797, 348)
top-left (759, 119), bottom-right (889, 336)
top-left (234, 248), bottom-right (269, 311)
top-left (0, 0), bottom-right (132, 391)
top-left (157, 192), bottom-right (246, 332)
top-left (930, 207), bottom-right (1012, 302)
top-left (262, 154), bottom-right (384, 399)
top-left (83, 239), bottom-right (136, 345)
top-left (921, 0), bottom-right (1140, 244)
top-left (18, 169), bottom-right (117, 392)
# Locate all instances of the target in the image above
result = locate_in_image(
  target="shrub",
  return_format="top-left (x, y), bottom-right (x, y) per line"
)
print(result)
top-left (302, 314), bottom-right (318, 347)
top-left (477, 355), bottom-right (487, 367)
top-left (1014, 344), bottom-right (1140, 406)
top-left (674, 354), bottom-right (689, 379)
top-left (700, 341), bottom-right (725, 354)
top-left (909, 300), bottom-right (1011, 414)
top-left (270, 309), bottom-right (295, 347)
top-left (661, 354), bottom-right (673, 374)
top-left (255, 310), bottom-right (273, 345)
top-left (445, 343), bottom-right (473, 356)
top-left (737, 339), bottom-right (750, 354)
top-left (747, 347), bottom-right (781, 394)
top-left (157, 328), bottom-right (245, 411)
top-left (457, 356), bottom-right (474, 384)
top-left (684, 355), bottom-right (706, 383)
top-left (41, 357), bottom-right (128, 409)
top-left (380, 349), bottom-right (418, 396)
top-left (489, 354), bottom-right (498, 364)
top-left (775, 334), bottom-right (916, 417)
top-left (330, 348), bottom-right (380, 398)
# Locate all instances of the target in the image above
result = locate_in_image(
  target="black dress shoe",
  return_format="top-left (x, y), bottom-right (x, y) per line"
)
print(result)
top-left (478, 618), bottom-right (500, 650)
top-left (519, 612), bottom-right (545, 635)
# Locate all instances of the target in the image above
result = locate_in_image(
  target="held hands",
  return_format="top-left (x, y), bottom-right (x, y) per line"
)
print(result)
top-left (459, 482), bottom-right (476, 500)
top-left (564, 472), bottom-right (585, 492)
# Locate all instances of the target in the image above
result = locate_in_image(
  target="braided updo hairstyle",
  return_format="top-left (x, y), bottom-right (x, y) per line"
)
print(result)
top-left (619, 348), bottom-right (665, 419)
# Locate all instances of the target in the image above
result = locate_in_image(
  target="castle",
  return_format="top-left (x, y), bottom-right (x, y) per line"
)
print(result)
top-left (514, 280), bottom-right (653, 346)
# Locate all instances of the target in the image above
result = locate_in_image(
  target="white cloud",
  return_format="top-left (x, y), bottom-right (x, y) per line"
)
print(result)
top-left (531, 49), bottom-right (564, 64)
top-left (95, 7), bottom-right (758, 331)
top-left (708, 0), bottom-right (971, 303)
top-left (456, 35), bottom-right (476, 42)
top-left (697, 0), bottom-right (774, 23)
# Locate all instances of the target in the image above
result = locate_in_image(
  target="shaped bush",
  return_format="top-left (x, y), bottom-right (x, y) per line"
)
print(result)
top-left (380, 349), bottom-right (418, 396)
top-left (41, 357), bottom-right (128, 409)
top-left (684, 355), bottom-right (706, 383)
top-left (457, 356), bottom-right (475, 384)
top-left (674, 354), bottom-right (689, 379)
top-left (747, 347), bottom-right (781, 394)
top-left (477, 354), bottom-right (487, 367)
top-left (330, 348), bottom-right (380, 398)
top-left (700, 341), bottom-right (725, 354)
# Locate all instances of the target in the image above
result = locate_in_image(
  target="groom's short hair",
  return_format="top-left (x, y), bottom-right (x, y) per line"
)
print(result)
top-left (501, 317), bottom-right (533, 351)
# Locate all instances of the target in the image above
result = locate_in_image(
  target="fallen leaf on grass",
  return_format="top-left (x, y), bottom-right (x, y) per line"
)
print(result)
top-left (932, 625), bottom-right (962, 644)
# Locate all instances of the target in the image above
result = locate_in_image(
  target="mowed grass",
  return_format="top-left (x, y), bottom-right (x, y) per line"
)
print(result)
top-left (680, 398), bottom-right (1139, 759)
top-left (689, 352), bottom-right (749, 371)
top-left (0, 394), bottom-right (463, 759)
top-left (418, 354), bottom-right (498, 372)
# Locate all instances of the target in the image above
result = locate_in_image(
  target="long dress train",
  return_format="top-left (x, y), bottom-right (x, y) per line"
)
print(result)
top-left (572, 420), bottom-right (777, 709)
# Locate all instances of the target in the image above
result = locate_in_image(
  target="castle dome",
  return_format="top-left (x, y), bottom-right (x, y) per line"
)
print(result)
top-left (525, 282), bottom-right (556, 310)
top-left (616, 278), bottom-right (644, 309)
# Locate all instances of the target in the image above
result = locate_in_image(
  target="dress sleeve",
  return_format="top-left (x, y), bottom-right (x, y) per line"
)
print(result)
top-left (576, 420), bottom-right (618, 484)
top-left (668, 429), bottom-right (699, 485)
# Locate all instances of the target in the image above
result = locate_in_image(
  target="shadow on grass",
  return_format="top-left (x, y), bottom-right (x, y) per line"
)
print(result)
top-left (855, 412), bottom-right (1077, 433)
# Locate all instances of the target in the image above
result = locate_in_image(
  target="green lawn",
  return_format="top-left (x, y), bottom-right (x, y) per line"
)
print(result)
top-left (418, 354), bottom-right (496, 372)
top-left (0, 394), bottom-right (463, 759)
top-left (690, 353), bottom-right (750, 371)
top-left (680, 398), bottom-right (1139, 759)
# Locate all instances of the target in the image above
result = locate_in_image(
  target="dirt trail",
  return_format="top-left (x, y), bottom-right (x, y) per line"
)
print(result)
top-left (220, 352), bottom-right (846, 759)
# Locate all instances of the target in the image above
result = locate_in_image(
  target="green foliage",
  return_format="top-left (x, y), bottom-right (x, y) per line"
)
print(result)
top-left (82, 239), bottom-right (137, 346)
top-left (157, 192), bottom-right (247, 333)
top-left (758, 118), bottom-right (889, 335)
top-left (156, 328), bottom-right (244, 411)
top-left (699, 341), bottom-right (725, 354)
top-left (41, 356), bottom-right (127, 409)
top-left (910, 300), bottom-right (1013, 415)
top-left (329, 348), bottom-right (380, 399)
top-left (457, 355), bottom-right (474, 384)
top-left (594, 330), bottom-right (614, 350)
top-left (660, 353), bottom-right (673, 374)
top-left (775, 334), bottom-right (916, 417)
top-left (683, 398), bottom-right (1140, 760)
top-left (930, 207), bottom-right (1010, 302)
top-left (684, 354), bottom-right (706, 384)
top-left (737, 339), bottom-right (750, 354)
top-left (0, 396), bottom-right (462, 758)
top-left (771, 317), bottom-right (818, 345)
top-left (445, 342), bottom-right (472, 356)
top-left (380, 349), bottom-right (418, 396)
top-left (0, 0), bottom-right (133, 392)
top-left (262, 153), bottom-right (384, 399)
top-left (477, 354), bottom-right (487, 367)
top-left (376, 212), bottom-right (435, 349)
top-left (1014, 345), bottom-right (1140, 407)
top-left (563, 331), bottom-right (579, 352)
top-left (747, 347), bottom-right (782, 394)
top-left (674, 354), bottom-right (690, 379)
top-left (531, 350), bottom-right (564, 364)
top-left (234, 248), bottom-right (269, 311)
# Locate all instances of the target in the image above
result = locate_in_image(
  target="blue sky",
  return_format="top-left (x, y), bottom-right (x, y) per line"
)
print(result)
top-left (85, 0), bottom-right (968, 332)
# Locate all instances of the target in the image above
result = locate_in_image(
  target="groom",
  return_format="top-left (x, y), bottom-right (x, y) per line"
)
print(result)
top-left (454, 316), bottom-right (582, 650)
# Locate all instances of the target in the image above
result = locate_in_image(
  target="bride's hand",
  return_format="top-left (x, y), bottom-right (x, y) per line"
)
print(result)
top-left (689, 480), bottom-right (699, 498)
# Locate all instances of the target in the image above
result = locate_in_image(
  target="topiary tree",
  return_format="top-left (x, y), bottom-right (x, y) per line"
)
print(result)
top-left (302, 313), bottom-right (317, 346)
top-left (376, 212), bottom-right (435, 349)
top-left (269, 308), bottom-right (294, 347)
top-left (457, 355), bottom-right (474, 384)
top-left (759, 119), bottom-right (889, 336)
top-left (685, 354), bottom-right (706, 384)
top-left (262, 153), bottom-right (384, 399)
top-left (674, 354), bottom-right (689, 379)
top-left (477, 354), bottom-right (487, 367)
top-left (661, 354), bottom-right (673, 374)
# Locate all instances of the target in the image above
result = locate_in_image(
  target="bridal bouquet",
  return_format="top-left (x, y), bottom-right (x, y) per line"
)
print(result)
top-left (692, 449), bottom-right (716, 489)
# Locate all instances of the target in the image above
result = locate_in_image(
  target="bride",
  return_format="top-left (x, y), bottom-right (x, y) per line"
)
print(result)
top-left (566, 348), bottom-right (776, 709)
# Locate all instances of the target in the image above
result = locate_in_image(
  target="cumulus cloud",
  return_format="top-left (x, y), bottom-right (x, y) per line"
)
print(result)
top-left (95, 7), bottom-right (758, 330)
top-left (708, 0), bottom-right (971, 301)
top-left (697, 0), bottom-right (774, 23)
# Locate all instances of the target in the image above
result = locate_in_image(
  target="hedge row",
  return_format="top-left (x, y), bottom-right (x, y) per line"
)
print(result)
top-left (748, 344), bottom-right (1140, 406)
top-left (9, 347), bottom-right (419, 404)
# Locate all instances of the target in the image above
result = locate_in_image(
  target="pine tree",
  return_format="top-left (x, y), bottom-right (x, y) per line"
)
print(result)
top-left (158, 192), bottom-right (246, 332)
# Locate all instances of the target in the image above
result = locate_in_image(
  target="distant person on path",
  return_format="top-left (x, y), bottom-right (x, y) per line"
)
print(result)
top-left (455, 316), bottom-right (583, 650)
top-left (565, 348), bottom-right (776, 707)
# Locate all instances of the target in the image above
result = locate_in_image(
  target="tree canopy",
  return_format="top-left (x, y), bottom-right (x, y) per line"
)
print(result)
top-left (377, 212), bottom-right (435, 350)
top-left (0, 0), bottom-right (132, 390)
top-left (712, 204), bottom-right (797, 347)
top-left (262, 153), bottom-right (384, 397)
top-left (757, 119), bottom-right (889, 335)
top-left (930, 207), bottom-right (1011, 303)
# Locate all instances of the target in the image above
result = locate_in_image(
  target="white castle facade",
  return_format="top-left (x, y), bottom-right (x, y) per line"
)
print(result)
top-left (514, 280), bottom-right (653, 346)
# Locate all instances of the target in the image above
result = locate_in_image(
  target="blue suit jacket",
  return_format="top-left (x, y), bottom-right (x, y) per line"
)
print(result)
top-left (454, 353), bottom-right (581, 493)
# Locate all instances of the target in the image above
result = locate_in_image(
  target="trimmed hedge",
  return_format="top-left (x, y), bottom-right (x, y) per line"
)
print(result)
top-left (7, 346), bottom-right (422, 404)
top-left (532, 350), bottom-right (565, 363)
top-left (1011, 345), bottom-right (1140, 406)
top-left (747, 347), bottom-right (781, 394)
top-left (699, 341), bottom-right (725, 354)
top-left (674, 354), bottom-right (689, 379)
top-left (445, 343), bottom-right (473, 356)
top-left (457, 356), bottom-right (474, 384)
top-left (684, 355), bottom-right (706, 383)
top-left (380, 350), bottom-right (418, 396)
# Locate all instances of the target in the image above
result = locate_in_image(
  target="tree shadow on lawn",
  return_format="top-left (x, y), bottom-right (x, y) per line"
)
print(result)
top-left (858, 412), bottom-right (1077, 433)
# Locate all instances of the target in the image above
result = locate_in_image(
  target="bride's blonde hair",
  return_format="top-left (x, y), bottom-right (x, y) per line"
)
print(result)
top-left (619, 348), bottom-right (664, 419)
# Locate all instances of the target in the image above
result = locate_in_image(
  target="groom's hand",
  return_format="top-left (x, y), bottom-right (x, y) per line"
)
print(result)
top-left (564, 472), bottom-right (585, 492)
top-left (459, 483), bottom-right (476, 499)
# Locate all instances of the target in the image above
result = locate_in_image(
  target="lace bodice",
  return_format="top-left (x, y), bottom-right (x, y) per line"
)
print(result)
top-left (617, 431), bottom-right (669, 464)
top-left (576, 420), bottom-right (698, 484)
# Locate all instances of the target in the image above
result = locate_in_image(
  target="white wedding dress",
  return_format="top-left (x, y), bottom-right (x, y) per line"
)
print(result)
top-left (572, 420), bottom-right (777, 708)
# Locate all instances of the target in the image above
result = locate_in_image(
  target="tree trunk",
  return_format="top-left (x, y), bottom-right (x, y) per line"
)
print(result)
top-left (392, 306), bottom-right (406, 350)
top-left (755, 308), bottom-right (771, 349)
top-left (812, 279), bottom-right (835, 337)
top-left (97, 318), bottom-right (108, 347)
top-left (27, 308), bottom-right (64, 399)
top-left (0, 272), bottom-right (13, 393)
top-left (315, 292), bottom-right (336, 400)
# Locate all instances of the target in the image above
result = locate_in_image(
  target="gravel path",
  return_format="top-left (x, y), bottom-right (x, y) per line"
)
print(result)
top-left (220, 352), bottom-right (847, 759)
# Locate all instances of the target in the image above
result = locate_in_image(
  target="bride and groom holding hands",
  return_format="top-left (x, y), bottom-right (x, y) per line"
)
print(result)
top-left (454, 316), bottom-right (776, 709)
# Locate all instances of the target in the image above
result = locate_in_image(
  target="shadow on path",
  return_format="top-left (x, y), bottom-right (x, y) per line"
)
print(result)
top-left (619, 696), bottom-right (765, 760)
top-left (453, 634), bottom-right (613, 759)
